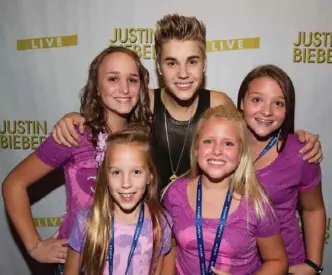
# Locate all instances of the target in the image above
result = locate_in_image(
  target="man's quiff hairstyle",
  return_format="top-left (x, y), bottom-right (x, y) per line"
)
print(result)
top-left (154, 14), bottom-right (207, 62)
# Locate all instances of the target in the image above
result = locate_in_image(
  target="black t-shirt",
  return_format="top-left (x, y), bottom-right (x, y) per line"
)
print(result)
top-left (151, 88), bottom-right (211, 191)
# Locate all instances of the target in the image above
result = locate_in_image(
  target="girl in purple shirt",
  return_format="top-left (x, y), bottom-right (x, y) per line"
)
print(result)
top-left (163, 105), bottom-right (288, 275)
top-left (237, 65), bottom-right (326, 275)
top-left (2, 46), bottom-right (153, 274)
top-left (64, 127), bottom-right (172, 275)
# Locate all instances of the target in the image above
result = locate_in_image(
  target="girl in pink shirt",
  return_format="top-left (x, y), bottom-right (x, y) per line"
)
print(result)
top-left (2, 46), bottom-right (153, 275)
top-left (163, 105), bottom-right (288, 275)
top-left (64, 127), bottom-right (172, 275)
top-left (237, 65), bottom-right (326, 275)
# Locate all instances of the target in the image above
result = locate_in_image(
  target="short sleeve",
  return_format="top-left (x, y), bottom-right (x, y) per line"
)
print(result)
top-left (162, 179), bottom-right (182, 216)
top-left (256, 203), bottom-right (280, 238)
top-left (160, 211), bottom-right (173, 255)
top-left (162, 189), bottom-right (172, 215)
top-left (298, 161), bottom-right (321, 192)
top-left (68, 209), bottom-right (89, 253)
top-left (35, 134), bottom-right (73, 168)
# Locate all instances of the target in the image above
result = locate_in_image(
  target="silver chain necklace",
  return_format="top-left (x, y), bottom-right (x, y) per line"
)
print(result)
top-left (164, 107), bottom-right (192, 182)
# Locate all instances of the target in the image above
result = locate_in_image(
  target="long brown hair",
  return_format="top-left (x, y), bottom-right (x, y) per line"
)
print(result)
top-left (82, 126), bottom-right (165, 275)
top-left (80, 46), bottom-right (153, 147)
top-left (237, 64), bottom-right (295, 152)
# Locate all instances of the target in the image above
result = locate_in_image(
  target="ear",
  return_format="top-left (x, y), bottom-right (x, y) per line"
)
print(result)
top-left (157, 63), bottom-right (162, 75)
top-left (240, 99), bottom-right (244, 111)
top-left (147, 174), bottom-right (153, 185)
top-left (203, 56), bottom-right (207, 73)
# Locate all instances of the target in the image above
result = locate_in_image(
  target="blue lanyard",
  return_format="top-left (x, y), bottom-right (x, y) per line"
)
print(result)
top-left (195, 176), bottom-right (232, 275)
top-left (254, 134), bottom-right (278, 163)
top-left (108, 203), bottom-right (144, 275)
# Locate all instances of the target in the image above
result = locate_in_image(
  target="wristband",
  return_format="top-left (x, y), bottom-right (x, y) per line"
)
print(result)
top-left (27, 239), bottom-right (41, 256)
top-left (304, 259), bottom-right (323, 274)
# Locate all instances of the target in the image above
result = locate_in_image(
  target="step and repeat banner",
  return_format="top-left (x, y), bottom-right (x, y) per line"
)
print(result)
top-left (0, 0), bottom-right (331, 274)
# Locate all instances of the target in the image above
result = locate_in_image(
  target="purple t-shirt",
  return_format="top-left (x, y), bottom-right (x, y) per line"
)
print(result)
top-left (35, 130), bottom-right (97, 239)
top-left (69, 208), bottom-right (173, 275)
top-left (163, 177), bottom-right (280, 275)
top-left (256, 134), bottom-right (321, 265)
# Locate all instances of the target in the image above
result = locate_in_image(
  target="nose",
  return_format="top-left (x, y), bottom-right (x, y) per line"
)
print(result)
top-left (177, 64), bottom-right (189, 79)
top-left (261, 102), bottom-right (273, 116)
top-left (119, 79), bottom-right (129, 95)
top-left (121, 174), bottom-right (132, 189)
top-left (212, 143), bottom-right (223, 156)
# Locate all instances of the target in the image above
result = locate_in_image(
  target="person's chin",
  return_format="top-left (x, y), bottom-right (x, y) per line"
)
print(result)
top-left (170, 87), bottom-right (198, 103)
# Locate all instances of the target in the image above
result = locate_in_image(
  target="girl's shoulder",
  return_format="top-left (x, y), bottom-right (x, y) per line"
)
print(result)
top-left (162, 176), bottom-right (190, 201)
top-left (76, 207), bottom-right (91, 221)
top-left (282, 134), bottom-right (303, 156)
top-left (161, 208), bottom-right (173, 230)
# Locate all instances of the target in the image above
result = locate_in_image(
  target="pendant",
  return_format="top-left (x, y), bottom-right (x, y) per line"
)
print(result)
top-left (169, 173), bottom-right (177, 181)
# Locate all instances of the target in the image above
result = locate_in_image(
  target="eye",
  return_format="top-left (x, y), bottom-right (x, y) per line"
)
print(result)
top-left (275, 101), bottom-right (285, 107)
top-left (108, 76), bottom-right (118, 82)
top-left (225, 141), bottom-right (234, 147)
top-left (111, 170), bottom-right (120, 175)
top-left (189, 59), bottom-right (198, 65)
top-left (251, 97), bottom-right (261, 103)
top-left (203, 139), bottom-right (212, 144)
top-left (133, 169), bottom-right (142, 175)
top-left (167, 61), bottom-right (176, 67)
top-left (129, 78), bottom-right (138, 83)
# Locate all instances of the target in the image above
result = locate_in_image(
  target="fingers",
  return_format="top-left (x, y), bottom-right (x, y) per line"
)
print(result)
top-left (54, 122), bottom-right (73, 147)
top-left (52, 126), bottom-right (61, 144)
top-left (302, 141), bottom-right (321, 163)
top-left (296, 130), bottom-right (306, 143)
top-left (53, 257), bottom-right (66, 264)
top-left (211, 266), bottom-right (230, 275)
top-left (57, 238), bottom-right (69, 246)
top-left (51, 231), bottom-right (59, 238)
top-left (59, 120), bottom-right (79, 147)
top-left (67, 120), bottom-right (81, 143)
top-left (78, 122), bottom-right (85, 134)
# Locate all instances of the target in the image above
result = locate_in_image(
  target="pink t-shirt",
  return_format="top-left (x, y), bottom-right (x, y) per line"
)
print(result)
top-left (35, 130), bottom-right (96, 239)
top-left (69, 208), bottom-right (173, 275)
top-left (163, 177), bottom-right (280, 275)
top-left (256, 134), bottom-right (322, 265)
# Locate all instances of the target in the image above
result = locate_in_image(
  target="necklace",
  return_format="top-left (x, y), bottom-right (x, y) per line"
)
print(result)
top-left (164, 107), bottom-right (192, 182)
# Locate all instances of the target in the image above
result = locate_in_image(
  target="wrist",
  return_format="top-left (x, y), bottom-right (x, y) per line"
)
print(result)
top-left (27, 238), bottom-right (42, 256)
top-left (304, 259), bottom-right (323, 274)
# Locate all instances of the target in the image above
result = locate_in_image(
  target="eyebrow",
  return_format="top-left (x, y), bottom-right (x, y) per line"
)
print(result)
top-left (108, 165), bottom-right (145, 169)
top-left (163, 55), bottom-right (201, 62)
top-left (105, 71), bottom-right (139, 77)
top-left (249, 91), bottom-right (285, 99)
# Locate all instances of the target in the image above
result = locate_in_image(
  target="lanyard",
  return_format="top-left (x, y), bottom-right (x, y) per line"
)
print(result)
top-left (253, 134), bottom-right (279, 163)
top-left (195, 176), bottom-right (232, 275)
top-left (108, 203), bottom-right (144, 275)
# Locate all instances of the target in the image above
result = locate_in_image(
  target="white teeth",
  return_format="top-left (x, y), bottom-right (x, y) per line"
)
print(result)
top-left (208, 160), bottom-right (225, 165)
top-left (256, 118), bottom-right (273, 125)
top-left (176, 83), bottom-right (191, 88)
top-left (116, 98), bottom-right (130, 102)
top-left (120, 193), bottom-right (134, 198)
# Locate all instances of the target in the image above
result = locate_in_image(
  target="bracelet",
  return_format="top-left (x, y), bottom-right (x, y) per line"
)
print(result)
top-left (27, 239), bottom-right (41, 256)
top-left (304, 259), bottom-right (323, 274)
